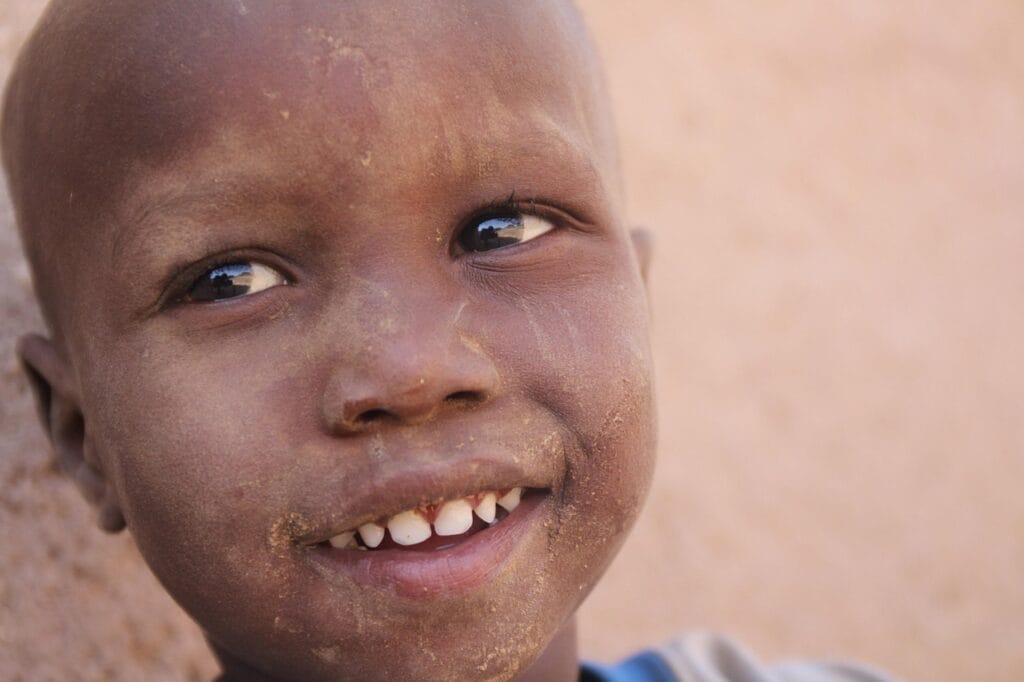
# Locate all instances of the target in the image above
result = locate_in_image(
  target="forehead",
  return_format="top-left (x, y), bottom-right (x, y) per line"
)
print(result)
top-left (81, 0), bottom-right (611, 194)
top-left (116, 0), bottom-right (606, 204)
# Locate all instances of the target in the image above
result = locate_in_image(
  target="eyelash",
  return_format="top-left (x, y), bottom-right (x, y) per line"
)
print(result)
top-left (473, 192), bottom-right (547, 224)
top-left (483, 191), bottom-right (525, 214)
top-left (482, 191), bottom-right (592, 231)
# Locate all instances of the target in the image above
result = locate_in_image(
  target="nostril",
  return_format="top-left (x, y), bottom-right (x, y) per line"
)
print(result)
top-left (356, 408), bottom-right (390, 424)
top-left (446, 390), bottom-right (482, 405)
top-left (336, 389), bottom-right (488, 432)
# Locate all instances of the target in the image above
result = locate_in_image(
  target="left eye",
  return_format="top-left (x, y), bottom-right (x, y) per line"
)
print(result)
top-left (458, 213), bottom-right (554, 252)
top-left (186, 262), bottom-right (286, 303)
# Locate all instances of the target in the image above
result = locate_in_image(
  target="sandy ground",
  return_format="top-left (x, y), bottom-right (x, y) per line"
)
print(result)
top-left (2, 2), bottom-right (1023, 680)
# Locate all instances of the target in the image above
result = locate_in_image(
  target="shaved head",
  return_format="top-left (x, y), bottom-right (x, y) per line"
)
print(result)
top-left (2, 0), bottom-right (619, 343)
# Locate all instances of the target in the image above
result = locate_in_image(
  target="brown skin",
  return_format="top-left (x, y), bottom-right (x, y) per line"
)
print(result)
top-left (5, 1), bottom-right (656, 680)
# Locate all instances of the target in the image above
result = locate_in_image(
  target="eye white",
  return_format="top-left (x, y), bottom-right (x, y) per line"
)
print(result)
top-left (520, 214), bottom-right (554, 243)
top-left (245, 262), bottom-right (285, 294)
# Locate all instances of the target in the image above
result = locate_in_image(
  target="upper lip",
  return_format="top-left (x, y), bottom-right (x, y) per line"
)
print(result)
top-left (291, 452), bottom-right (558, 547)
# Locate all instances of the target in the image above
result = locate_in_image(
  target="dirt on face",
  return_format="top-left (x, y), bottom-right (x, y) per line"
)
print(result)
top-left (2, 2), bottom-right (1023, 681)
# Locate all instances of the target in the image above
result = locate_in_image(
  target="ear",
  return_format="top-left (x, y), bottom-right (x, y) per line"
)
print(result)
top-left (17, 334), bottom-right (126, 533)
top-left (629, 228), bottom-right (654, 285)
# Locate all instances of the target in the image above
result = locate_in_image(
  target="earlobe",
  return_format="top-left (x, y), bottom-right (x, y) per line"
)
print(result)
top-left (79, 440), bottom-right (127, 533)
top-left (629, 228), bottom-right (654, 285)
top-left (17, 334), bottom-right (126, 533)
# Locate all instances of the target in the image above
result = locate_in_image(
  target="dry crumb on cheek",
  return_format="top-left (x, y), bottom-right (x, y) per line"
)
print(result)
top-left (305, 27), bottom-right (368, 64)
top-left (312, 645), bottom-right (342, 665)
top-left (272, 615), bottom-right (302, 635)
top-left (267, 511), bottom-right (313, 555)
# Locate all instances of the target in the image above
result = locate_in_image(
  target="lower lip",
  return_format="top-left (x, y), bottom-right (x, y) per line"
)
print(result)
top-left (305, 493), bottom-right (548, 599)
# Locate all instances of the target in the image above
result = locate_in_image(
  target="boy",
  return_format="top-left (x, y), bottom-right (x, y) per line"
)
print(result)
top-left (2, 1), bottom-right (893, 680)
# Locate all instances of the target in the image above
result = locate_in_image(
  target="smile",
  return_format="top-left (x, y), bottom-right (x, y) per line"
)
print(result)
top-left (322, 488), bottom-right (526, 551)
top-left (303, 485), bottom-right (549, 599)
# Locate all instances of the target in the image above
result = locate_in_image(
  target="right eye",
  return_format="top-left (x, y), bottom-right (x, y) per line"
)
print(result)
top-left (185, 262), bottom-right (286, 303)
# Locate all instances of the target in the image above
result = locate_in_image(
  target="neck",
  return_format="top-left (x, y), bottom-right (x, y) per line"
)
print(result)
top-left (517, 616), bottom-right (579, 682)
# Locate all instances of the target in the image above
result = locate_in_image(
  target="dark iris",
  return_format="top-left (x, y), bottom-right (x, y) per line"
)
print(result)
top-left (187, 263), bottom-right (255, 302)
top-left (458, 215), bottom-right (525, 252)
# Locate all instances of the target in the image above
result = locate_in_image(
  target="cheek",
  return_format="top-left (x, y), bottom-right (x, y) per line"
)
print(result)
top-left (83, 343), bottom-right (312, 591)
top-left (82, 343), bottom-right (365, 674)
top-left (497, 256), bottom-right (655, 451)
top-left (484, 263), bottom-right (657, 588)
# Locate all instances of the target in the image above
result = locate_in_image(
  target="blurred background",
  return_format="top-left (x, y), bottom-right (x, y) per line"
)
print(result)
top-left (2, 1), bottom-right (1022, 680)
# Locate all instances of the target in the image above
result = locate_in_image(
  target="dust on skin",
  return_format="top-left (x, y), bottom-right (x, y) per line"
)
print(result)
top-left (3, 1), bottom-right (655, 680)
top-left (312, 645), bottom-right (340, 666)
top-left (304, 27), bottom-right (370, 70)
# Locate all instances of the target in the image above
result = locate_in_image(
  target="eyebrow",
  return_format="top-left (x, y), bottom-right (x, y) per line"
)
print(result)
top-left (110, 172), bottom-right (301, 266)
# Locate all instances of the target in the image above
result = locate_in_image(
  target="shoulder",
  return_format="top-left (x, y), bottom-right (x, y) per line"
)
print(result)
top-left (581, 632), bottom-right (898, 682)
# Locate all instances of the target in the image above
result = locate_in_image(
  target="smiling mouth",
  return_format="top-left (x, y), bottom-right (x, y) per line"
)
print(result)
top-left (318, 487), bottom-right (532, 552)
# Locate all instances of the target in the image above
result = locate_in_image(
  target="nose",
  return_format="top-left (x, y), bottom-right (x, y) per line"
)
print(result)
top-left (320, 312), bottom-right (499, 435)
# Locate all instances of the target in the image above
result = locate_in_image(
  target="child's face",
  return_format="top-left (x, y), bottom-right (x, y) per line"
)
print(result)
top-left (29, 2), bottom-right (655, 679)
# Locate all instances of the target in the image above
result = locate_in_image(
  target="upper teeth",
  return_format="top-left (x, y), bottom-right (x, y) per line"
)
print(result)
top-left (434, 498), bottom-right (474, 536)
top-left (358, 522), bottom-right (386, 549)
top-left (497, 487), bottom-right (521, 512)
top-left (327, 487), bottom-right (523, 549)
top-left (328, 530), bottom-right (355, 549)
top-left (388, 510), bottom-right (432, 545)
top-left (475, 492), bottom-right (497, 524)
